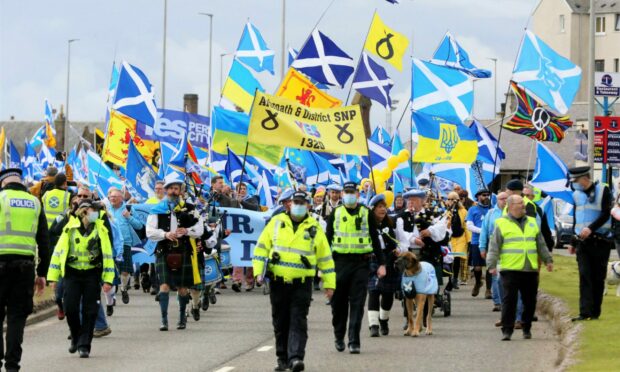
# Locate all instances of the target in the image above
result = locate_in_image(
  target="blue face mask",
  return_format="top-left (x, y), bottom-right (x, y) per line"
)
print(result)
top-left (572, 182), bottom-right (584, 191)
top-left (290, 204), bottom-right (307, 218)
top-left (342, 193), bottom-right (357, 206)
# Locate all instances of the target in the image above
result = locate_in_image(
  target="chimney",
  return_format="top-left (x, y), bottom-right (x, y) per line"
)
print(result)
top-left (183, 94), bottom-right (199, 114)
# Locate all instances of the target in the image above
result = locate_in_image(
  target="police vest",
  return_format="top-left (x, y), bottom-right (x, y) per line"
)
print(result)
top-left (0, 189), bottom-right (40, 257)
top-left (573, 182), bottom-right (612, 237)
top-left (495, 216), bottom-right (539, 271)
top-left (42, 189), bottom-right (70, 228)
top-left (331, 206), bottom-right (372, 254)
top-left (67, 225), bottom-right (101, 271)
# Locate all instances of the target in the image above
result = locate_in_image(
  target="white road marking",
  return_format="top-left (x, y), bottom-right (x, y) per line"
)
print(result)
top-left (214, 367), bottom-right (235, 372)
top-left (257, 345), bottom-right (273, 352)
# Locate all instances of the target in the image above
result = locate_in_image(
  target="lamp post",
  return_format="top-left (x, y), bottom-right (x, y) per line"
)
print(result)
top-left (198, 12), bottom-right (214, 116)
top-left (65, 38), bottom-right (79, 150)
top-left (161, 0), bottom-right (168, 108)
top-left (487, 57), bottom-right (497, 118)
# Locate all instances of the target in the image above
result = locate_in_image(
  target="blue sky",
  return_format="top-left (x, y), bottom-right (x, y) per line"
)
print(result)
top-left (0, 0), bottom-right (538, 139)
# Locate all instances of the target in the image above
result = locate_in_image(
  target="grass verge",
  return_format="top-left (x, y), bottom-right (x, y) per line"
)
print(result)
top-left (540, 254), bottom-right (619, 371)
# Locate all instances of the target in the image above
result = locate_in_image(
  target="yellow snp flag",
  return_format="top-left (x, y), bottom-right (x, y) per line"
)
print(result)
top-left (277, 69), bottom-right (341, 108)
top-left (0, 127), bottom-right (5, 166)
top-left (364, 12), bottom-right (409, 71)
top-left (102, 111), bottom-right (159, 166)
top-left (412, 111), bottom-right (478, 163)
top-left (248, 92), bottom-right (367, 156)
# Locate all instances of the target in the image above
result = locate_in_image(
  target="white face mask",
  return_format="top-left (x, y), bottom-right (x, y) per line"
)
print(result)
top-left (342, 194), bottom-right (357, 206)
top-left (87, 211), bottom-right (99, 223)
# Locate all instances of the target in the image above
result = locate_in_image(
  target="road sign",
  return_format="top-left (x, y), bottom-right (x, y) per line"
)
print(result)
top-left (594, 72), bottom-right (620, 97)
top-left (594, 116), bottom-right (620, 163)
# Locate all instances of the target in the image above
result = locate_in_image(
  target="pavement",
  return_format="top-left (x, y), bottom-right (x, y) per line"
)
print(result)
top-left (18, 281), bottom-right (559, 372)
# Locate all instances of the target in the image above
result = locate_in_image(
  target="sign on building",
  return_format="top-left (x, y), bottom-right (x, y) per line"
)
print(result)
top-left (594, 116), bottom-right (620, 163)
top-left (594, 72), bottom-right (620, 97)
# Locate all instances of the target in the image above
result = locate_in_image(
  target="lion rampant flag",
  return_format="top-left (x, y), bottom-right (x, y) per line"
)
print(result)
top-left (277, 68), bottom-right (341, 108)
top-left (102, 111), bottom-right (159, 167)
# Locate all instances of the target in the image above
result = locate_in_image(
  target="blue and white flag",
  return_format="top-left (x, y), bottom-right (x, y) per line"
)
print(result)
top-left (288, 47), bottom-right (329, 89)
top-left (113, 61), bottom-right (158, 126)
top-left (530, 142), bottom-right (573, 204)
top-left (9, 141), bottom-right (21, 169)
top-left (235, 22), bottom-right (275, 74)
top-left (44, 99), bottom-right (56, 132)
top-left (472, 120), bottom-right (505, 168)
top-left (22, 140), bottom-right (41, 183)
top-left (126, 141), bottom-right (157, 200)
top-left (226, 147), bottom-right (258, 188)
top-left (38, 143), bottom-right (56, 170)
top-left (29, 126), bottom-right (46, 149)
top-left (291, 29), bottom-right (355, 88)
top-left (352, 52), bottom-right (394, 109)
top-left (361, 138), bottom-right (391, 178)
top-left (429, 154), bottom-right (497, 197)
top-left (411, 58), bottom-right (473, 125)
top-left (87, 150), bottom-right (123, 194)
top-left (512, 31), bottom-right (581, 115)
top-left (257, 170), bottom-right (277, 208)
top-left (286, 148), bottom-right (339, 186)
top-left (343, 155), bottom-right (361, 183)
top-left (391, 133), bottom-right (411, 179)
top-left (431, 32), bottom-right (491, 79)
top-left (370, 126), bottom-right (392, 147)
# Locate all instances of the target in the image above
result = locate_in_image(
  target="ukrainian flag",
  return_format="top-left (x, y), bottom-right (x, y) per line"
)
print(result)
top-left (211, 106), bottom-right (282, 165)
top-left (412, 111), bottom-right (478, 164)
top-left (221, 59), bottom-right (264, 113)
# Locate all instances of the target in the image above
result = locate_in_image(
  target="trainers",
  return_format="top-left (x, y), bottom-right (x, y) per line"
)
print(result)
top-left (484, 289), bottom-right (492, 299)
top-left (369, 325), bottom-right (380, 337)
top-left (231, 282), bottom-right (241, 292)
top-left (290, 359), bottom-right (305, 372)
top-left (334, 339), bottom-right (345, 352)
top-left (379, 319), bottom-right (389, 336)
top-left (514, 321), bottom-right (523, 330)
top-left (245, 283), bottom-right (255, 292)
top-left (191, 308), bottom-right (200, 321)
top-left (160, 319), bottom-right (168, 331)
top-left (121, 290), bottom-right (129, 304)
top-left (57, 306), bottom-right (65, 320)
top-left (492, 304), bottom-right (501, 312)
top-left (93, 327), bottom-right (112, 338)
top-left (106, 305), bottom-right (114, 317)
top-left (494, 320), bottom-right (502, 327)
top-left (523, 330), bottom-right (532, 339)
top-left (274, 359), bottom-right (288, 371)
top-left (501, 331), bottom-right (512, 341)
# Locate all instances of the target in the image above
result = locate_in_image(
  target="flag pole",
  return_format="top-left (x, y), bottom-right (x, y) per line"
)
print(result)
top-left (525, 139), bottom-right (535, 182)
top-left (345, 9), bottom-right (377, 105)
top-left (409, 112), bottom-right (414, 181)
top-left (363, 136), bottom-right (377, 195)
top-left (236, 142), bottom-right (250, 195)
top-left (394, 100), bottom-right (411, 132)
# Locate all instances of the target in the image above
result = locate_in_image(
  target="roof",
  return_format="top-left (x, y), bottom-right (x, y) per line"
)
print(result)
top-left (564, 0), bottom-right (620, 14)
top-left (0, 121), bottom-right (104, 153)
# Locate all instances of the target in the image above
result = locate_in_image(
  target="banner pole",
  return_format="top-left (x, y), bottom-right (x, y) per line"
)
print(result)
top-left (237, 142), bottom-right (250, 195)
top-left (364, 130), bottom-right (377, 195)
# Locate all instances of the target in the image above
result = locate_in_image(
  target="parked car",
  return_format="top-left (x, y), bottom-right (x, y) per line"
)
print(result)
top-left (554, 199), bottom-right (573, 249)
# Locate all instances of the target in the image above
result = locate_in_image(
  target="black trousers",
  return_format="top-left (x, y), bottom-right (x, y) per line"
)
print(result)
top-left (576, 239), bottom-right (612, 318)
top-left (0, 260), bottom-right (34, 371)
top-left (500, 270), bottom-right (539, 334)
top-left (331, 257), bottom-right (369, 347)
top-left (270, 279), bottom-right (312, 363)
top-left (367, 290), bottom-right (394, 312)
top-left (63, 268), bottom-right (101, 352)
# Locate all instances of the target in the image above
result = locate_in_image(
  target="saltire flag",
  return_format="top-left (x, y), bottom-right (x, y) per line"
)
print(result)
top-left (411, 111), bottom-right (478, 163)
top-left (370, 126), bottom-right (392, 147)
top-left (364, 12), bottom-right (409, 71)
top-left (22, 140), bottom-right (41, 182)
top-left (536, 195), bottom-right (556, 234)
top-left (429, 154), bottom-right (497, 197)
top-left (386, 0), bottom-right (399, 4)
top-left (315, 152), bottom-right (346, 174)
top-left (38, 143), bottom-right (56, 170)
top-left (504, 81), bottom-right (573, 142)
top-left (107, 62), bottom-right (120, 103)
top-left (43, 99), bottom-right (57, 148)
top-left (391, 133), bottom-right (411, 180)
top-left (287, 48), bottom-right (329, 89)
top-left (221, 59), bottom-right (264, 113)
top-left (126, 140), bottom-right (157, 200)
top-left (352, 52), bottom-right (394, 109)
top-left (291, 29), bottom-right (355, 88)
top-left (70, 148), bottom-right (89, 186)
top-left (225, 147), bottom-right (258, 188)
top-left (257, 169), bottom-right (277, 208)
top-left (87, 150), bottom-right (123, 194)
top-left (529, 142), bottom-right (573, 204)
top-left (431, 32), bottom-right (491, 78)
top-left (235, 22), bottom-right (275, 74)
top-left (277, 68), bottom-right (341, 108)
top-left (29, 126), bottom-right (46, 149)
top-left (361, 138), bottom-right (391, 178)
top-left (113, 61), bottom-right (158, 126)
top-left (186, 140), bottom-right (204, 185)
top-left (393, 173), bottom-right (405, 195)
top-left (9, 140), bottom-right (21, 169)
top-left (472, 120), bottom-right (505, 168)
top-left (211, 106), bottom-right (283, 165)
top-left (411, 58), bottom-right (473, 125)
top-left (512, 30), bottom-right (581, 115)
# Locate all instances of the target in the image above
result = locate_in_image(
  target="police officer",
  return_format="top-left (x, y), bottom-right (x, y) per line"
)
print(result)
top-left (47, 199), bottom-right (116, 358)
top-left (253, 191), bottom-right (335, 372)
top-left (41, 173), bottom-right (71, 228)
top-left (566, 166), bottom-right (613, 321)
top-left (326, 181), bottom-right (385, 354)
top-left (487, 195), bottom-right (553, 341)
top-left (0, 168), bottom-right (49, 372)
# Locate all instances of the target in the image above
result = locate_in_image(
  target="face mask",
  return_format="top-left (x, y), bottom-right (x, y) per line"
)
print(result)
top-left (290, 204), bottom-right (307, 218)
top-left (343, 194), bottom-right (357, 206)
top-left (87, 211), bottom-right (99, 223)
top-left (572, 182), bottom-right (584, 191)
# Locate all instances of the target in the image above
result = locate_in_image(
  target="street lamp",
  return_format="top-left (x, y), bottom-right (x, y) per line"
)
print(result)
top-left (162, 0), bottom-right (168, 108)
top-left (198, 12), bottom-right (214, 117)
top-left (66, 38), bottom-right (79, 149)
top-left (487, 57), bottom-right (498, 118)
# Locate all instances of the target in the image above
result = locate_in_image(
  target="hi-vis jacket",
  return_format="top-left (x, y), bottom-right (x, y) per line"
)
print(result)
top-left (253, 213), bottom-right (335, 289)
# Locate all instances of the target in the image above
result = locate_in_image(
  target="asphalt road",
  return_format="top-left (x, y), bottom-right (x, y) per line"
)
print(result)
top-left (19, 281), bottom-right (558, 372)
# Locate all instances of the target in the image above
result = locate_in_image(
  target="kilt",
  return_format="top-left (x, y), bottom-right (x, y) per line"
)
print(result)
top-left (368, 255), bottom-right (400, 293)
top-left (468, 243), bottom-right (486, 267)
top-left (155, 250), bottom-right (196, 288)
top-left (116, 245), bottom-right (134, 274)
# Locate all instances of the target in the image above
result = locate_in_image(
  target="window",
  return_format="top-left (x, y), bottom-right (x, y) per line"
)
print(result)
top-left (596, 16), bottom-right (606, 34)
top-left (595, 59), bottom-right (605, 72)
top-left (615, 58), bottom-right (619, 72)
top-left (559, 14), bottom-right (565, 32)
top-left (615, 14), bottom-right (620, 31)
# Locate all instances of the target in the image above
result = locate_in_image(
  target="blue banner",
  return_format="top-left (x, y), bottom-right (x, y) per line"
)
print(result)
top-left (137, 108), bottom-right (210, 148)
top-left (220, 207), bottom-right (272, 267)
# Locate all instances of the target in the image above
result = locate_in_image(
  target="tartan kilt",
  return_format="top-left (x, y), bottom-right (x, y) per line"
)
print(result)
top-left (368, 255), bottom-right (401, 293)
top-left (116, 245), bottom-right (134, 274)
top-left (155, 251), bottom-right (196, 288)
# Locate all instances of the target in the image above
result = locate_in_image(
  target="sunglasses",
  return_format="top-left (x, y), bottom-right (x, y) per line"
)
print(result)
top-left (77, 194), bottom-right (89, 198)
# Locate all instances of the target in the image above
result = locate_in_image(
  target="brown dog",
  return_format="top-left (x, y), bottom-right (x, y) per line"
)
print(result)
top-left (396, 251), bottom-right (435, 337)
